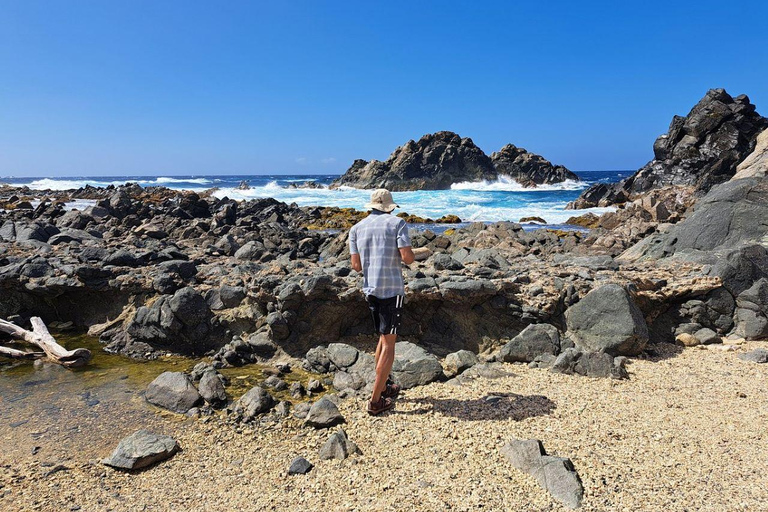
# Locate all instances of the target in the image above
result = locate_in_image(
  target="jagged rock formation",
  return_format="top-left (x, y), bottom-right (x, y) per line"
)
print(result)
top-left (569, 89), bottom-right (768, 208)
top-left (332, 131), bottom-right (577, 191)
top-left (491, 144), bottom-right (579, 186)
top-left (332, 131), bottom-right (496, 191)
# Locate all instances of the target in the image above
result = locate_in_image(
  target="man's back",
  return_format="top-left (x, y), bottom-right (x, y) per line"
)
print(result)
top-left (349, 211), bottom-right (411, 299)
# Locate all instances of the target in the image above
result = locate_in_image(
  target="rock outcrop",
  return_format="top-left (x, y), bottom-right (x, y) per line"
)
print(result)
top-left (332, 131), bottom-right (496, 191)
top-left (570, 89), bottom-right (767, 208)
top-left (491, 144), bottom-right (579, 186)
top-left (332, 131), bottom-right (577, 191)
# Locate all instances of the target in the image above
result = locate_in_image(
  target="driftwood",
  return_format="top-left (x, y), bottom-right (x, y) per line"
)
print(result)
top-left (0, 317), bottom-right (91, 368)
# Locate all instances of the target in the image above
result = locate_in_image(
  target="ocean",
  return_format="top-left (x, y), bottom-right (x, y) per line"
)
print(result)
top-left (0, 171), bottom-right (632, 224)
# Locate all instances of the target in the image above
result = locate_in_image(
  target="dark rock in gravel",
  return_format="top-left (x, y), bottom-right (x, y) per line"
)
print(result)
top-left (304, 397), bottom-right (345, 428)
top-left (565, 284), bottom-right (649, 356)
top-left (145, 372), bottom-right (202, 413)
top-left (319, 428), bottom-right (362, 460)
top-left (287, 456), bottom-right (313, 475)
top-left (501, 438), bottom-right (584, 509)
top-left (292, 402), bottom-right (312, 419)
top-left (102, 430), bottom-right (179, 470)
top-left (738, 348), bottom-right (768, 363)
top-left (499, 324), bottom-right (560, 363)
top-left (234, 386), bottom-right (275, 421)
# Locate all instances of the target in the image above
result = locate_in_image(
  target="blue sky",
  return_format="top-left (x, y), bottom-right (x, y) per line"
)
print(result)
top-left (1, 0), bottom-right (767, 177)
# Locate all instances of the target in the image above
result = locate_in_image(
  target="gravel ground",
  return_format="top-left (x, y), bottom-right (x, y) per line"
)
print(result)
top-left (2, 342), bottom-right (768, 512)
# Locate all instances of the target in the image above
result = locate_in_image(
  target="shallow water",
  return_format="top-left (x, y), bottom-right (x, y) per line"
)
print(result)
top-left (0, 333), bottom-right (329, 464)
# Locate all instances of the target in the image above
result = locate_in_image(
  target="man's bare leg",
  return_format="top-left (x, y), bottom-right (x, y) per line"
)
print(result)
top-left (374, 335), bottom-right (383, 368)
top-left (371, 333), bottom-right (397, 403)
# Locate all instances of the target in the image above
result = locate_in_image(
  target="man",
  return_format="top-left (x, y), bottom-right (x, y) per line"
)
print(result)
top-left (349, 189), bottom-right (415, 415)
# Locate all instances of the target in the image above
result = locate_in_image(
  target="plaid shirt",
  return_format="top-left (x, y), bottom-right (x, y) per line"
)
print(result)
top-left (349, 211), bottom-right (411, 299)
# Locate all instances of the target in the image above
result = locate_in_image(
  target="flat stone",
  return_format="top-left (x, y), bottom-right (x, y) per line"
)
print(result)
top-left (102, 430), bottom-right (179, 470)
top-left (738, 348), bottom-right (768, 363)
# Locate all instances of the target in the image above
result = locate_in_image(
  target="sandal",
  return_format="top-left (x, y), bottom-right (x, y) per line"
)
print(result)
top-left (367, 396), bottom-right (395, 416)
top-left (382, 378), bottom-right (401, 399)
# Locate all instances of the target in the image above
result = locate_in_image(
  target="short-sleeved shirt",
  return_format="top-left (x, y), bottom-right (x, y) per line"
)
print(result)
top-left (349, 211), bottom-right (412, 299)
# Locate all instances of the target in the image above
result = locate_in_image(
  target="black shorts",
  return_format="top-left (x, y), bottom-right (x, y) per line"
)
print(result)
top-left (366, 294), bottom-right (404, 335)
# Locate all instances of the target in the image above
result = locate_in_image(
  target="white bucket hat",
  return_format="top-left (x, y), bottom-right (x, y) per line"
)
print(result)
top-left (364, 188), bottom-right (398, 213)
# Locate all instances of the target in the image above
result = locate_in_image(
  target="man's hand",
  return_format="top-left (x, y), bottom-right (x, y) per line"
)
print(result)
top-left (399, 246), bottom-right (415, 265)
top-left (351, 253), bottom-right (362, 272)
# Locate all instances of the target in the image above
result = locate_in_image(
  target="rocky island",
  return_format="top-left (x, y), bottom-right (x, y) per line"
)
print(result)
top-left (1, 89), bottom-right (768, 511)
top-left (331, 130), bottom-right (578, 190)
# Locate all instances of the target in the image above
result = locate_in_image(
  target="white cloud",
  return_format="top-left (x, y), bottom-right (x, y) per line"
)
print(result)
top-left (295, 157), bottom-right (308, 164)
top-left (321, 157), bottom-right (337, 164)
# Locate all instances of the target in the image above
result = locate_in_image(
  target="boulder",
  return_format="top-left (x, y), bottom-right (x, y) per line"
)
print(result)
top-left (102, 430), bottom-right (179, 470)
top-left (443, 350), bottom-right (479, 378)
top-left (198, 370), bottom-right (227, 406)
top-left (565, 284), bottom-right (649, 356)
top-left (234, 386), bottom-right (275, 421)
top-left (145, 372), bottom-right (202, 413)
top-left (327, 343), bottom-right (359, 369)
top-left (499, 324), bottom-right (560, 363)
top-left (391, 342), bottom-right (443, 389)
top-left (304, 397), bottom-right (345, 428)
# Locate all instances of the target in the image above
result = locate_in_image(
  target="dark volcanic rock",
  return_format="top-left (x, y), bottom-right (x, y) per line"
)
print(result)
top-left (565, 284), bottom-right (649, 356)
top-left (333, 132), bottom-right (577, 191)
top-left (391, 342), bottom-right (443, 389)
top-left (102, 430), bottom-right (179, 470)
top-left (287, 456), bottom-right (313, 475)
top-left (234, 386), bottom-right (275, 421)
top-left (304, 397), bottom-right (344, 428)
top-left (490, 144), bottom-right (579, 186)
top-left (570, 89), bottom-right (768, 208)
top-left (318, 428), bottom-right (362, 461)
top-left (145, 372), bottom-right (202, 413)
top-left (498, 324), bottom-right (560, 363)
top-left (332, 131), bottom-right (496, 191)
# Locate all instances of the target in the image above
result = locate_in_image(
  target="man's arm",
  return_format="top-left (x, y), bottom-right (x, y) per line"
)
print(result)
top-left (351, 253), bottom-right (362, 272)
top-left (399, 247), bottom-right (414, 265)
top-left (349, 226), bottom-right (362, 272)
top-left (396, 219), bottom-right (414, 265)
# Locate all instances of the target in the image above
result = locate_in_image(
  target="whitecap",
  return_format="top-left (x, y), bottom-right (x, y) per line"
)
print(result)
top-left (451, 176), bottom-right (588, 192)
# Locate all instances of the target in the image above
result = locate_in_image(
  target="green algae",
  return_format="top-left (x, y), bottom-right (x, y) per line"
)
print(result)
top-left (0, 332), bottom-right (332, 403)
